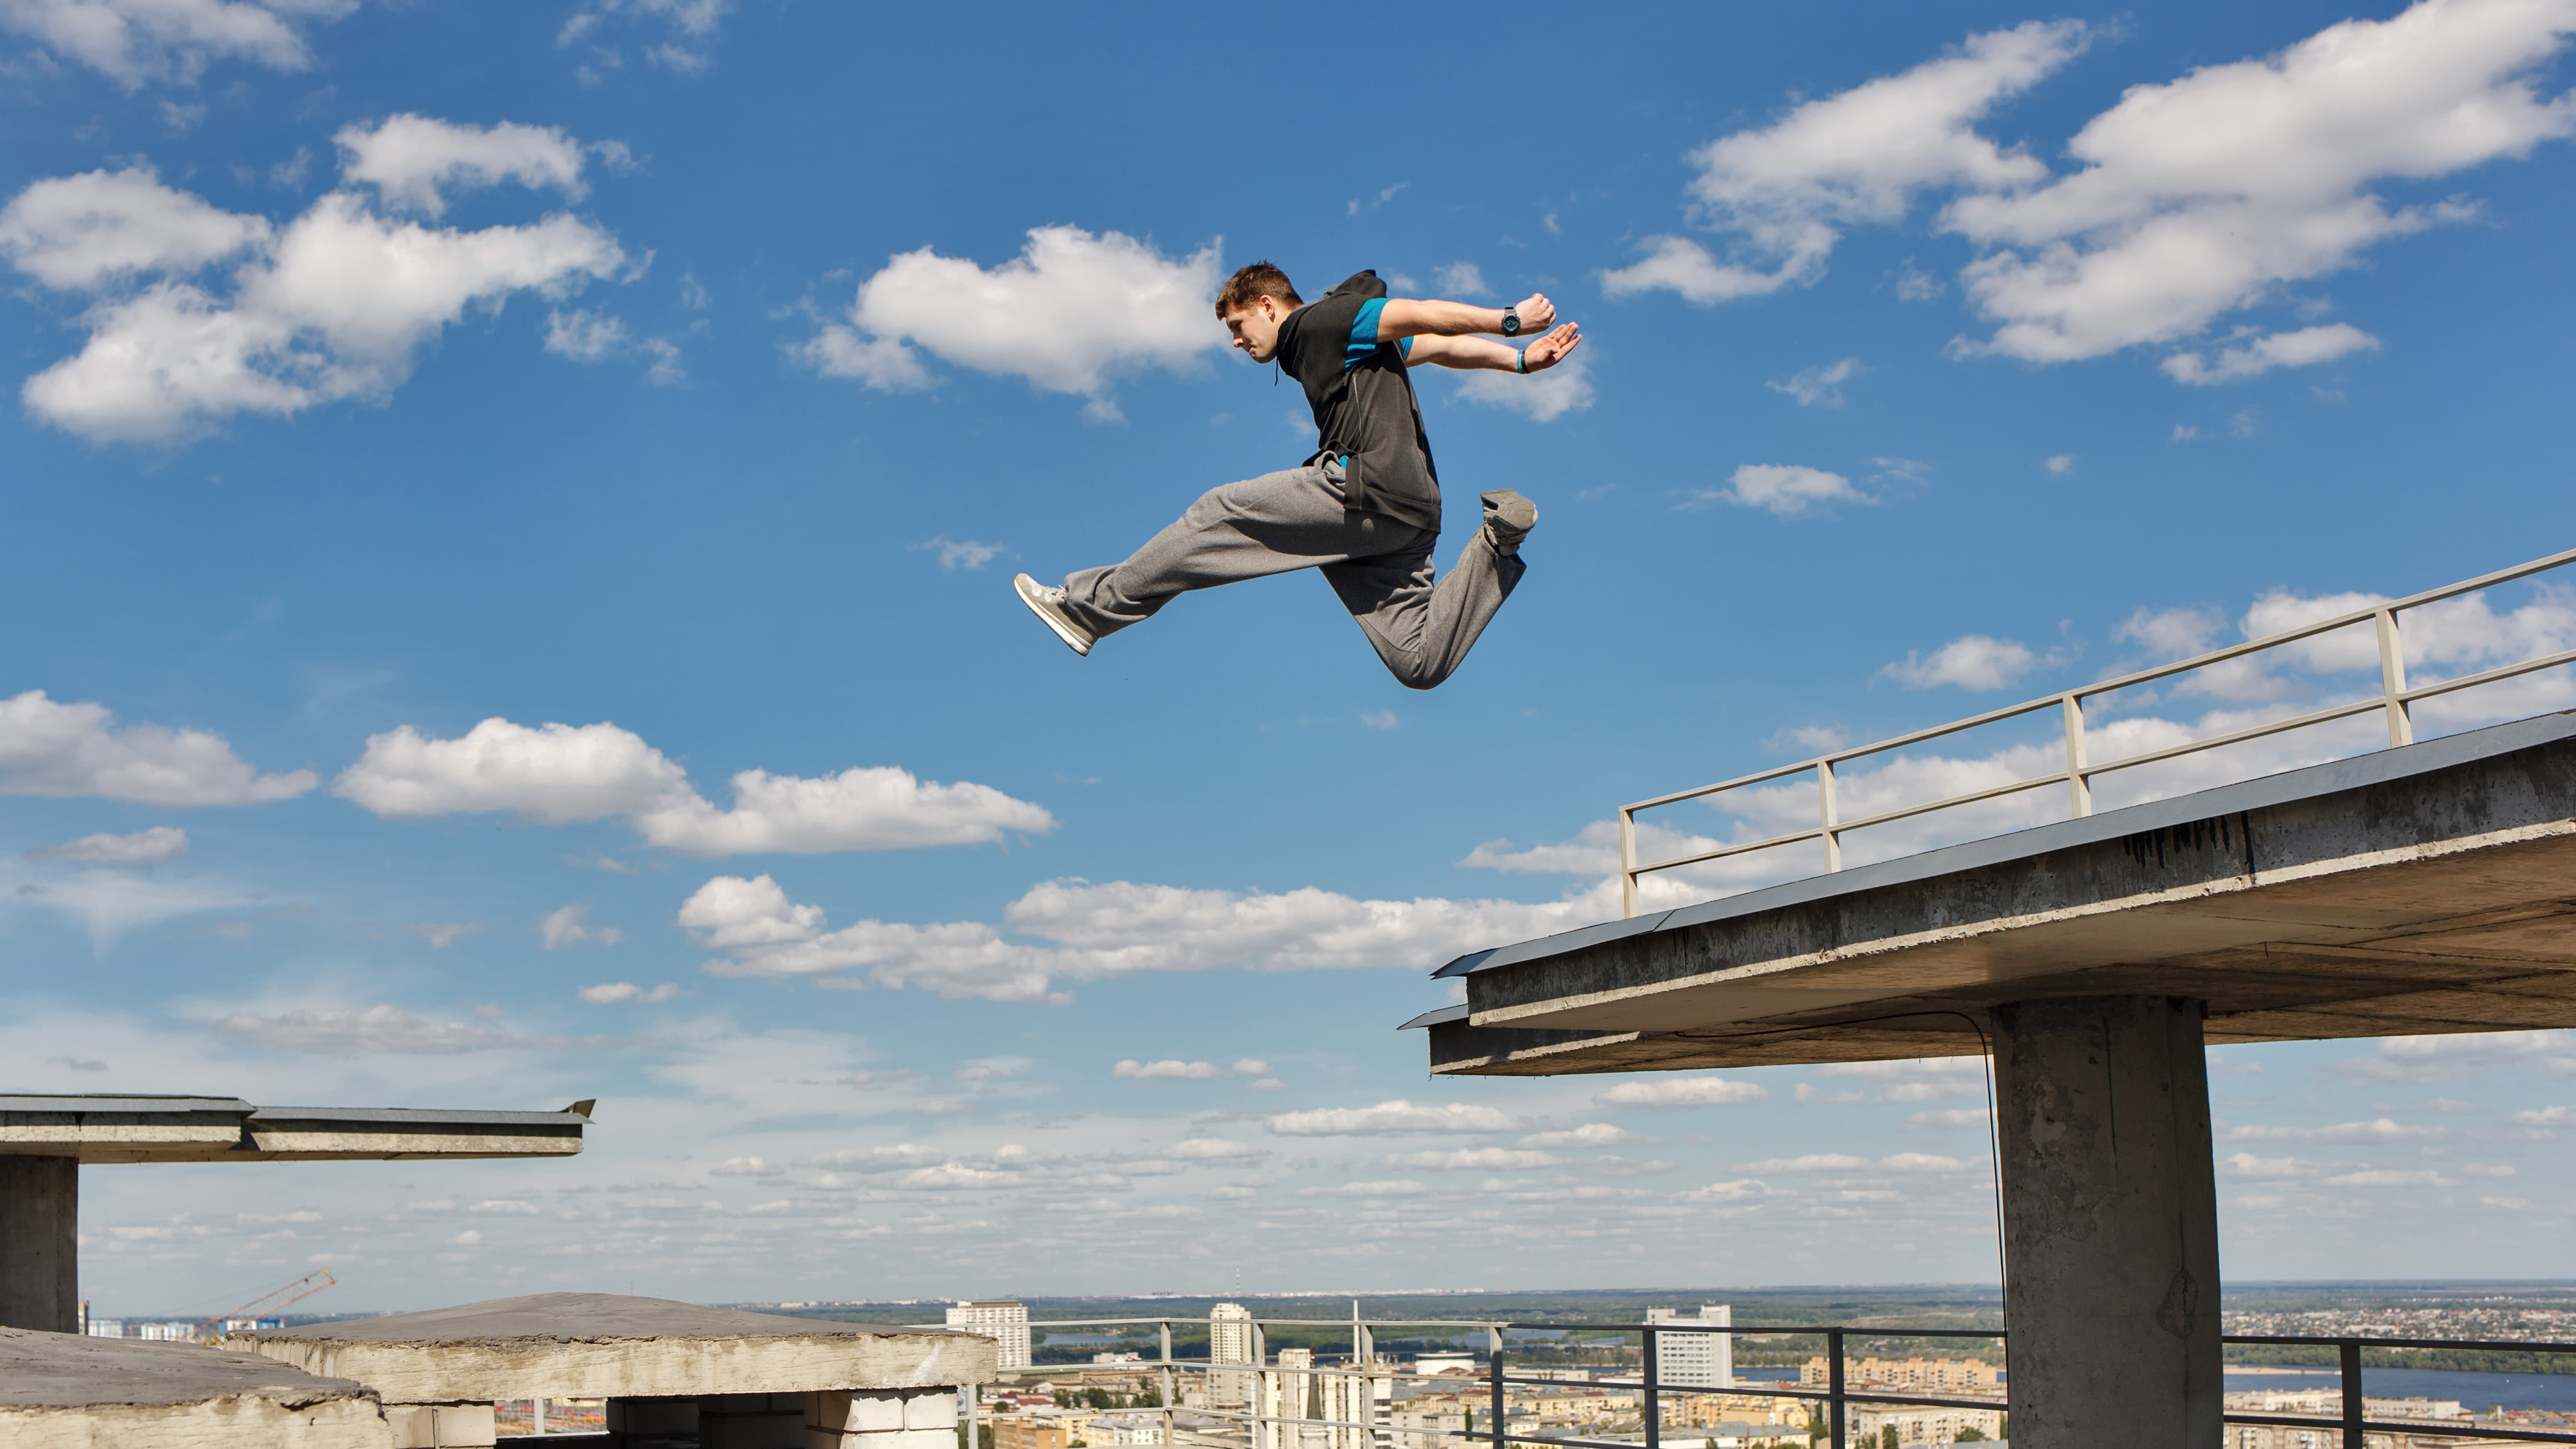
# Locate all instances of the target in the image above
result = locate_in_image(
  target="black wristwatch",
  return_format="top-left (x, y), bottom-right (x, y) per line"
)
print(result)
top-left (1500, 308), bottom-right (1521, 337)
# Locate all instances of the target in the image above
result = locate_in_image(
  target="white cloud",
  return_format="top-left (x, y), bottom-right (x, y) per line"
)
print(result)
top-left (543, 307), bottom-right (626, 360)
top-left (1879, 634), bottom-right (2041, 690)
top-left (407, 921), bottom-right (480, 949)
top-left (209, 1004), bottom-right (531, 1054)
top-left (335, 718), bottom-right (683, 822)
top-left (335, 717), bottom-right (1054, 855)
top-left (802, 226), bottom-right (1226, 420)
top-left (1265, 1101), bottom-right (1523, 1137)
top-left (708, 1156), bottom-right (779, 1177)
top-left (0, 0), bottom-right (351, 87)
top-left (1735, 1153), bottom-right (1869, 1172)
top-left (1, 866), bottom-right (255, 949)
top-left (1948, 0), bottom-right (2576, 366)
top-left (6, 140), bottom-right (625, 443)
top-left (1358, 710), bottom-right (1401, 731)
top-left (1297, 1179), bottom-right (1428, 1198)
top-left (955, 1056), bottom-right (1030, 1082)
top-left (2163, 324), bottom-right (2382, 385)
top-left (0, 691), bottom-right (315, 805)
top-left (1694, 464), bottom-right (1868, 516)
top-left (1907, 1108), bottom-right (1990, 1129)
top-left (1167, 1138), bottom-right (1258, 1159)
top-left (633, 766), bottom-right (1057, 856)
top-left (683, 871), bottom-right (1588, 1003)
top-left (26, 826), bottom-right (187, 864)
top-left (2045, 453), bottom-right (2076, 475)
top-left (1680, 1178), bottom-right (1771, 1203)
top-left (335, 115), bottom-right (588, 217)
top-left (2320, 1168), bottom-right (2455, 1187)
top-left (1229, 1058), bottom-right (1269, 1077)
top-left (1735, 1151), bottom-right (1965, 1173)
top-left (1768, 358), bottom-right (1858, 407)
top-left (577, 980), bottom-right (680, 1004)
top-left (1454, 347), bottom-right (1594, 423)
top-left (912, 536), bottom-right (1007, 571)
top-left (2226, 1118), bottom-right (2446, 1143)
top-left (1517, 1123), bottom-right (1651, 1149)
top-left (2338, 1029), bottom-right (2576, 1082)
top-left (1593, 1077), bottom-right (1770, 1108)
top-left (1382, 1148), bottom-right (1561, 1170)
top-left (1602, 21), bottom-right (2087, 302)
top-left (2509, 1105), bottom-right (2576, 1126)
top-left (1113, 1059), bottom-right (1220, 1080)
top-left (1433, 262), bottom-right (1489, 296)
top-left (2222, 1152), bottom-right (2323, 1178)
top-left (560, 0), bottom-right (729, 79)
top-left (0, 168), bottom-right (271, 290)
top-left (540, 903), bottom-right (621, 950)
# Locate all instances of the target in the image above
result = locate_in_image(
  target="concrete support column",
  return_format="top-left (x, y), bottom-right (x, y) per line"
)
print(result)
top-left (385, 1402), bottom-right (497, 1447)
top-left (808, 1387), bottom-right (960, 1449)
top-left (0, 1154), bottom-right (78, 1332)
top-left (1991, 995), bottom-right (2221, 1449)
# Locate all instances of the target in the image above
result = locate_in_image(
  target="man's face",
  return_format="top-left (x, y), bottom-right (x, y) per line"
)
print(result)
top-left (1222, 296), bottom-right (1285, 364)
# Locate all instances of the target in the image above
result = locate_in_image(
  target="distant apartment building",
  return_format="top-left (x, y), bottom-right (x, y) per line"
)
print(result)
top-left (994, 1415), bottom-right (1072, 1449)
top-left (1798, 1357), bottom-right (2000, 1394)
top-left (949, 1300), bottom-right (1034, 1371)
top-left (1847, 1403), bottom-right (2005, 1445)
top-left (1209, 1303), bottom-right (1256, 1407)
top-left (1645, 1304), bottom-right (1733, 1388)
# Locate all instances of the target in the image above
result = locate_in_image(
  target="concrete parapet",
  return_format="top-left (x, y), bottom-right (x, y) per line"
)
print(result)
top-left (383, 1402), bottom-right (494, 1447)
top-left (0, 1325), bottom-right (389, 1448)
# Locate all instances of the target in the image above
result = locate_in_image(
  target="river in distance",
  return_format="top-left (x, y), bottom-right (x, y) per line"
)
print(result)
top-left (1736, 1365), bottom-right (2576, 1413)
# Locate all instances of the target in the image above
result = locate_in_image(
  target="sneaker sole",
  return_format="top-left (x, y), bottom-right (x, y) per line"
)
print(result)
top-left (1013, 574), bottom-right (1094, 657)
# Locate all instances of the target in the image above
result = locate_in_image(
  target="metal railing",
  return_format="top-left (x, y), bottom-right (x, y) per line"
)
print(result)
top-left (952, 1315), bottom-right (2576, 1449)
top-left (1617, 546), bottom-right (2576, 916)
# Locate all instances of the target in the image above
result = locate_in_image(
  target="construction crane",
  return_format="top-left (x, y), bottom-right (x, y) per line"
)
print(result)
top-left (197, 1269), bottom-right (337, 1341)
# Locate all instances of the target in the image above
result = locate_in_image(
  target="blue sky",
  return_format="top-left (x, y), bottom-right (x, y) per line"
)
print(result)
top-left (6, 0), bottom-right (2576, 1315)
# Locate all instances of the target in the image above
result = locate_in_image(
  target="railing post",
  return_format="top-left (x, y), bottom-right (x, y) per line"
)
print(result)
top-left (2376, 608), bottom-right (2414, 747)
top-left (1817, 761), bottom-right (1842, 872)
top-left (1618, 808), bottom-right (1639, 919)
top-left (2340, 1339), bottom-right (2364, 1449)
top-left (961, 1386), bottom-right (975, 1449)
top-left (1826, 1328), bottom-right (1845, 1449)
top-left (1159, 1320), bottom-right (1174, 1448)
top-left (1487, 1331), bottom-right (1504, 1449)
top-left (2061, 694), bottom-right (2091, 817)
top-left (1641, 1327), bottom-right (1661, 1449)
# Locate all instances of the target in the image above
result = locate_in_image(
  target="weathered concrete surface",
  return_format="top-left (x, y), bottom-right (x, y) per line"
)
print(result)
top-left (0, 1155), bottom-right (77, 1331)
top-left (244, 1292), bottom-right (998, 1403)
top-left (1418, 713), bottom-right (2576, 1074)
top-left (1992, 996), bottom-right (2221, 1449)
top-left (0, 1326), bottom-right (388, 1448)
top-left (0, 1097), bottom-right (591, 1164)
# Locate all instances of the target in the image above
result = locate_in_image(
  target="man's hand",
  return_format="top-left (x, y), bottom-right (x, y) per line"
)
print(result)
top-left (1519, 322), bottom-right (1582, 371)
top-left (1508, 293), bottom-right (1558, 334)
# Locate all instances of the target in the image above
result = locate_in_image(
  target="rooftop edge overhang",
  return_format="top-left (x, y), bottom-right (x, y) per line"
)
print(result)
top-left (0, 1096), bottom-right (593, 1163)
top-left (1411, 712), bottom-right (2576, 1076)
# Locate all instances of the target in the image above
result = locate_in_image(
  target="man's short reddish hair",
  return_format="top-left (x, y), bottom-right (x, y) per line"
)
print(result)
top-left (1215, 262), bottom-right (1302, 317)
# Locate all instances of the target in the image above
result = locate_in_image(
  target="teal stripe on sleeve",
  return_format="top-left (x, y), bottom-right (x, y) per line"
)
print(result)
top-left (1398, 335), bottom-right (1413, 361)
top-left (1345, 296), bottom-right (1387, 367)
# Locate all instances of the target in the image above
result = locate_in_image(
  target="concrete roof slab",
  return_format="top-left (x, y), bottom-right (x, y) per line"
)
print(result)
top-left (243, 1292), bottom-right (996, 1403)
top-left (1418, 715), bottom-right (2576, 1075)
top-left (0, 1099), bottom-right (590, 1164)
top-left (0, 1327), bottom-right (386, 1448)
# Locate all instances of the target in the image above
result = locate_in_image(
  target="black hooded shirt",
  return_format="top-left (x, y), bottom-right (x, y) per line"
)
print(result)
top-left (1272, 269), bottom-right (1443, 533)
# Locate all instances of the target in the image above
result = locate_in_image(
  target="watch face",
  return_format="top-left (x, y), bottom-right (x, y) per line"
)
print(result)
top-left (1503, 310), bottom-right (1520, 336)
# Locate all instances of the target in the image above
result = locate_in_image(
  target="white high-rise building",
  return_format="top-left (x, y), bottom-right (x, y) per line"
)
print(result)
top-left (947, 1300), bottom-right (1032, 1371)
top-left (1209, 1303), bottom-right (1257, 1407)
top-left (1645, 1304), bottom-right (1732, 1389)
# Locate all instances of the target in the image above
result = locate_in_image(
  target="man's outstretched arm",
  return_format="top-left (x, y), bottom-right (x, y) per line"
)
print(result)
top-left (1374, 292), bottom-right (1559, 340)
top-left (1405, 322), bottom-right (1583, 373)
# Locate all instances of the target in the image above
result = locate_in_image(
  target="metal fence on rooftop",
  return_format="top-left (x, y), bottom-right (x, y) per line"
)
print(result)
top-left (948, 1315), bottom-right (2576, 1449)
top-left (1617, 546), bottom-right (2576, 917)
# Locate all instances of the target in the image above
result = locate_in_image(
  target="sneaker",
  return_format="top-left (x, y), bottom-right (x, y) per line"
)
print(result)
top-left (1481, 489), bottom-right (1537, 554)
top-left (1013, 574), bottom-right (1095, 657)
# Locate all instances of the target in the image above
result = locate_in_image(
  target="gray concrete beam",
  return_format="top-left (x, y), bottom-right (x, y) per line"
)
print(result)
top-left (0, 1325), bottom-right (386, 1447)
top-left (0, 1156), bottom-right (77, 1332)
top-left (1992, 995), bottom-right (2221, 1449)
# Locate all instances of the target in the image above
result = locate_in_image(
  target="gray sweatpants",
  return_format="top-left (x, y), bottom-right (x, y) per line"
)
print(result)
top-left (1058, 461), bottom-right (1525, 690)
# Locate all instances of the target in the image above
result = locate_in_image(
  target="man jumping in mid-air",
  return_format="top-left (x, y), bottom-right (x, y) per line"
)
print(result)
top-left (1013, 263), bottom-right (1583, 688)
